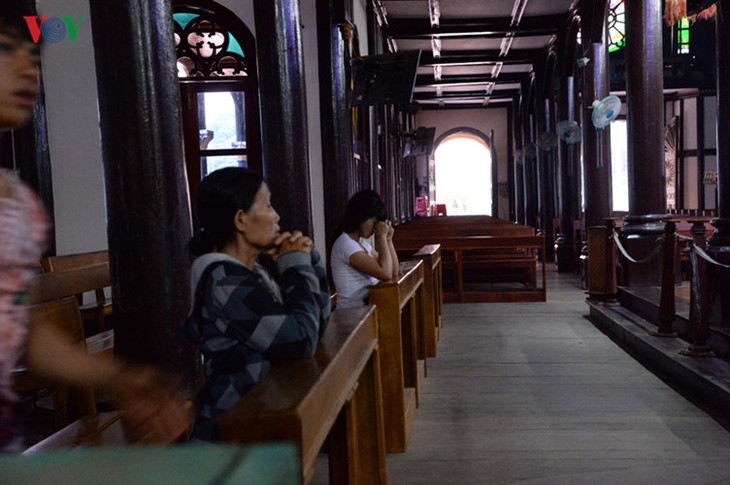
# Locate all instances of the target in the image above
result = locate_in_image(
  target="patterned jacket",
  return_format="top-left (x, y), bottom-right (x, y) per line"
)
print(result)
top-left (185, 249), bottom-right (331, 441)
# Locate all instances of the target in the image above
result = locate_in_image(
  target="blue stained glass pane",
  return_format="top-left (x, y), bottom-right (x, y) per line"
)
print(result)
top-left (228, 35), bottom-right (245, 58)
top-left (173, 13), bottom-right (197, 30)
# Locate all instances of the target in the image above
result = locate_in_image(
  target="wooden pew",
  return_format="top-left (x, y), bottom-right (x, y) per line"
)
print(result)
top-left (393, 216), bottom-right (543, 303)
top-left (219, 305), bottom-right (387, 485)
top-left (393, 215), bottom-right (535, 240)
top-left (412, 244), bottom-right (443, 356)
top-left (367, 260), bottom-right (425, 453)
top-left (395, 236), bottom-right (546, 303)
top-left (18, 273), bottom-right (186, 449)
top-left (12, 296), bottom-right (97, 430)
top-left (40, 250), bottom-right (112, 333)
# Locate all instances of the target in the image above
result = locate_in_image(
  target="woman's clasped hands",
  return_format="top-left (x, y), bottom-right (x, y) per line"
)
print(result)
top-left (269, 230), bottom-right (313, 260)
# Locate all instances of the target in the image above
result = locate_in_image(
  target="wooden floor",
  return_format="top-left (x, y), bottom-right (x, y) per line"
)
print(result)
top-left (313, 266), bottom-right (730, 484)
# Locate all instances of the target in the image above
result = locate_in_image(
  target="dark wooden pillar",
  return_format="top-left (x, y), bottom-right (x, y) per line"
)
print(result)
top-left (537, 93), bottom-right (556, 261)
top-left (507, 105), bottom-right (516, 222)
top-left (513, 97), bottom-right (525, 224)
top-left (524, 111), bottom-right (538, 229)
top-left (253, 0), bottom-right (313, 236)
top-left (556, 75), bottom-right (580, 272)
top-left (317, 0), bottom-right (353, 249)
top-left (89, 0), bottom-right (192, 374)
top-left (582, 38), bottom-right (611, 228)
top-left (707, 0), bottom-right (730, 325)
top-left (620, 0), bottom-right (668, 287)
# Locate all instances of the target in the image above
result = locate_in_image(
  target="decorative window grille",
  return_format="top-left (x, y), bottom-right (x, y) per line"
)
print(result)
top-left (173, 12), bottom-right (247, 78)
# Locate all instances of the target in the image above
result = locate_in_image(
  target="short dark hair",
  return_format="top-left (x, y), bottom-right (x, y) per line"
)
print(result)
top-left (189, 168), bottom-right (265, 257)
top-left (339, 190), bottom-right (388, 234)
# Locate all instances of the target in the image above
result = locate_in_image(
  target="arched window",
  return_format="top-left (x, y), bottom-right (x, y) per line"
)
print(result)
top-left (608, 0), bottom-right (626, 53)
top-left (173, 1), bottom-right (261, 196)
top-left (433, 130), bottom-right (492, 216)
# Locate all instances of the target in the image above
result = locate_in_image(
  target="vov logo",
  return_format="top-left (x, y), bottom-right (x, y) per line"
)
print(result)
top-left (23, 16), bottom-right (84, 44)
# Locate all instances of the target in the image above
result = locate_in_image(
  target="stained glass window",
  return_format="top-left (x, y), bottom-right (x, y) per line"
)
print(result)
top-left (608, 0), bottom-right (625, 53)
top-left (173, 12), bottom-right (247, 78)
top-left (677, 17), bottom-right (690, 54)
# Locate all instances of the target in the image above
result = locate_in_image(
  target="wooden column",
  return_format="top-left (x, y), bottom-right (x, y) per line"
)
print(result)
top-left (524, 111), bottom-right (538, 229)
top-left (513, 97), bottom-right (525, 224)
top-left (556, 75), bottom-right (580, 272)
top-left (707, 0), bottom-right (730, 326)
top-left (317, 0), bottom-right (353, 249)
top-left (253, 0), bottom-right (313, 236)
top-left (89, 0), bottom-right (192, 374)
top-left (621, 0), bottom-right (668, 287)
top-left (538, 94), bottom-right (557, 262)
top-left (582, 38), bottom-right (611, 228)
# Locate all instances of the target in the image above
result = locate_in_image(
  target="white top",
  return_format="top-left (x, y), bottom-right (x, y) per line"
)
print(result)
top-left (330, 232), bottom-right (379, 308)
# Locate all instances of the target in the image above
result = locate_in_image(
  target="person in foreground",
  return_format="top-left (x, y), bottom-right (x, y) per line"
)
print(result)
top-left (185, 168), bottom-right (331, 441)
top-left (0, 8), bottom-right (187, 451)
top-left (330, 190), bottom-right (399, 309)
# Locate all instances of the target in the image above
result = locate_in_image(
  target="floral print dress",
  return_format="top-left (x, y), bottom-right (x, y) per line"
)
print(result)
top-left (0, 175), bottom-right (49, 451)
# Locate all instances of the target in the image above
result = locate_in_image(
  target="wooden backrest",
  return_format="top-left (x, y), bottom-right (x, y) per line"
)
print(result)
top-left (13, 296), bottom-right (97, 427)
top-left (28, 264), bottom-right (111, 305)
top-left (40, 251), bottom-right (110, 305)
top-left (40, 250), bottom-right (109, 273)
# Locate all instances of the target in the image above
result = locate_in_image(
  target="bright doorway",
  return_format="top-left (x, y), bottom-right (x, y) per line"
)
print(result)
top-left (434, 133), bottom-right (492, 215)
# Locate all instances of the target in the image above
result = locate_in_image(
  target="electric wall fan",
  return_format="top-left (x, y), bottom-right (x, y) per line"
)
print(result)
top-left (591, 95), bottom-right (622, 130)
top-left (537, 132), bottom-right (558, 151)
top-left (556, 120), bottom-right (582, 144)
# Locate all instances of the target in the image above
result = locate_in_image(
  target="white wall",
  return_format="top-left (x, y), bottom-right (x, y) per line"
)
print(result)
top-left (38, 0), bottom-right (107, 255)
top-left (416, 107), bottom-right (510, 219)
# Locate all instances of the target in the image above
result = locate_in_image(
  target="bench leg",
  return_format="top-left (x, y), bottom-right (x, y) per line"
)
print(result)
top-left (354, 349), bottom-right (388, 484)
top-left (328, 395), bottom-right (358, 484)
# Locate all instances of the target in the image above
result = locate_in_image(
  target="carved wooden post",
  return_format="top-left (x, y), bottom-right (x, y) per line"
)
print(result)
top-left (654, 221), bottom-right (678, 337)
top-left (586, 219), bottom-right (617, 301)
top-left (681, 221), bottom-right (714, 356)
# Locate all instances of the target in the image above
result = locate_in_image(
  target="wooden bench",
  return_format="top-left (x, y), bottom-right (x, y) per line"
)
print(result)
top-left (13, 296), bottom-right (97, 430)
top-left (412, 244), bottom-right (443, 357)
top-left (367, 259), bottom-right (425, 453)
top-left (219, 305), bottom-right (387, 485)
top-left (40, 250), bottom-right (112, 334)
top-left (392, 216), bottom-right (544, 303)
top-left (396, 236), bottom-right (546, 303)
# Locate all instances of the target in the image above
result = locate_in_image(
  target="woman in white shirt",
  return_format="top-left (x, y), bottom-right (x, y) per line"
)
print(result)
top-left (330, 190), bottom-right (399, 308)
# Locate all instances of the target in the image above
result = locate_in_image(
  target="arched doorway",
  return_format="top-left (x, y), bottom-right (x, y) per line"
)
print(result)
top-left (434, 129), bottom-right (493, 215)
